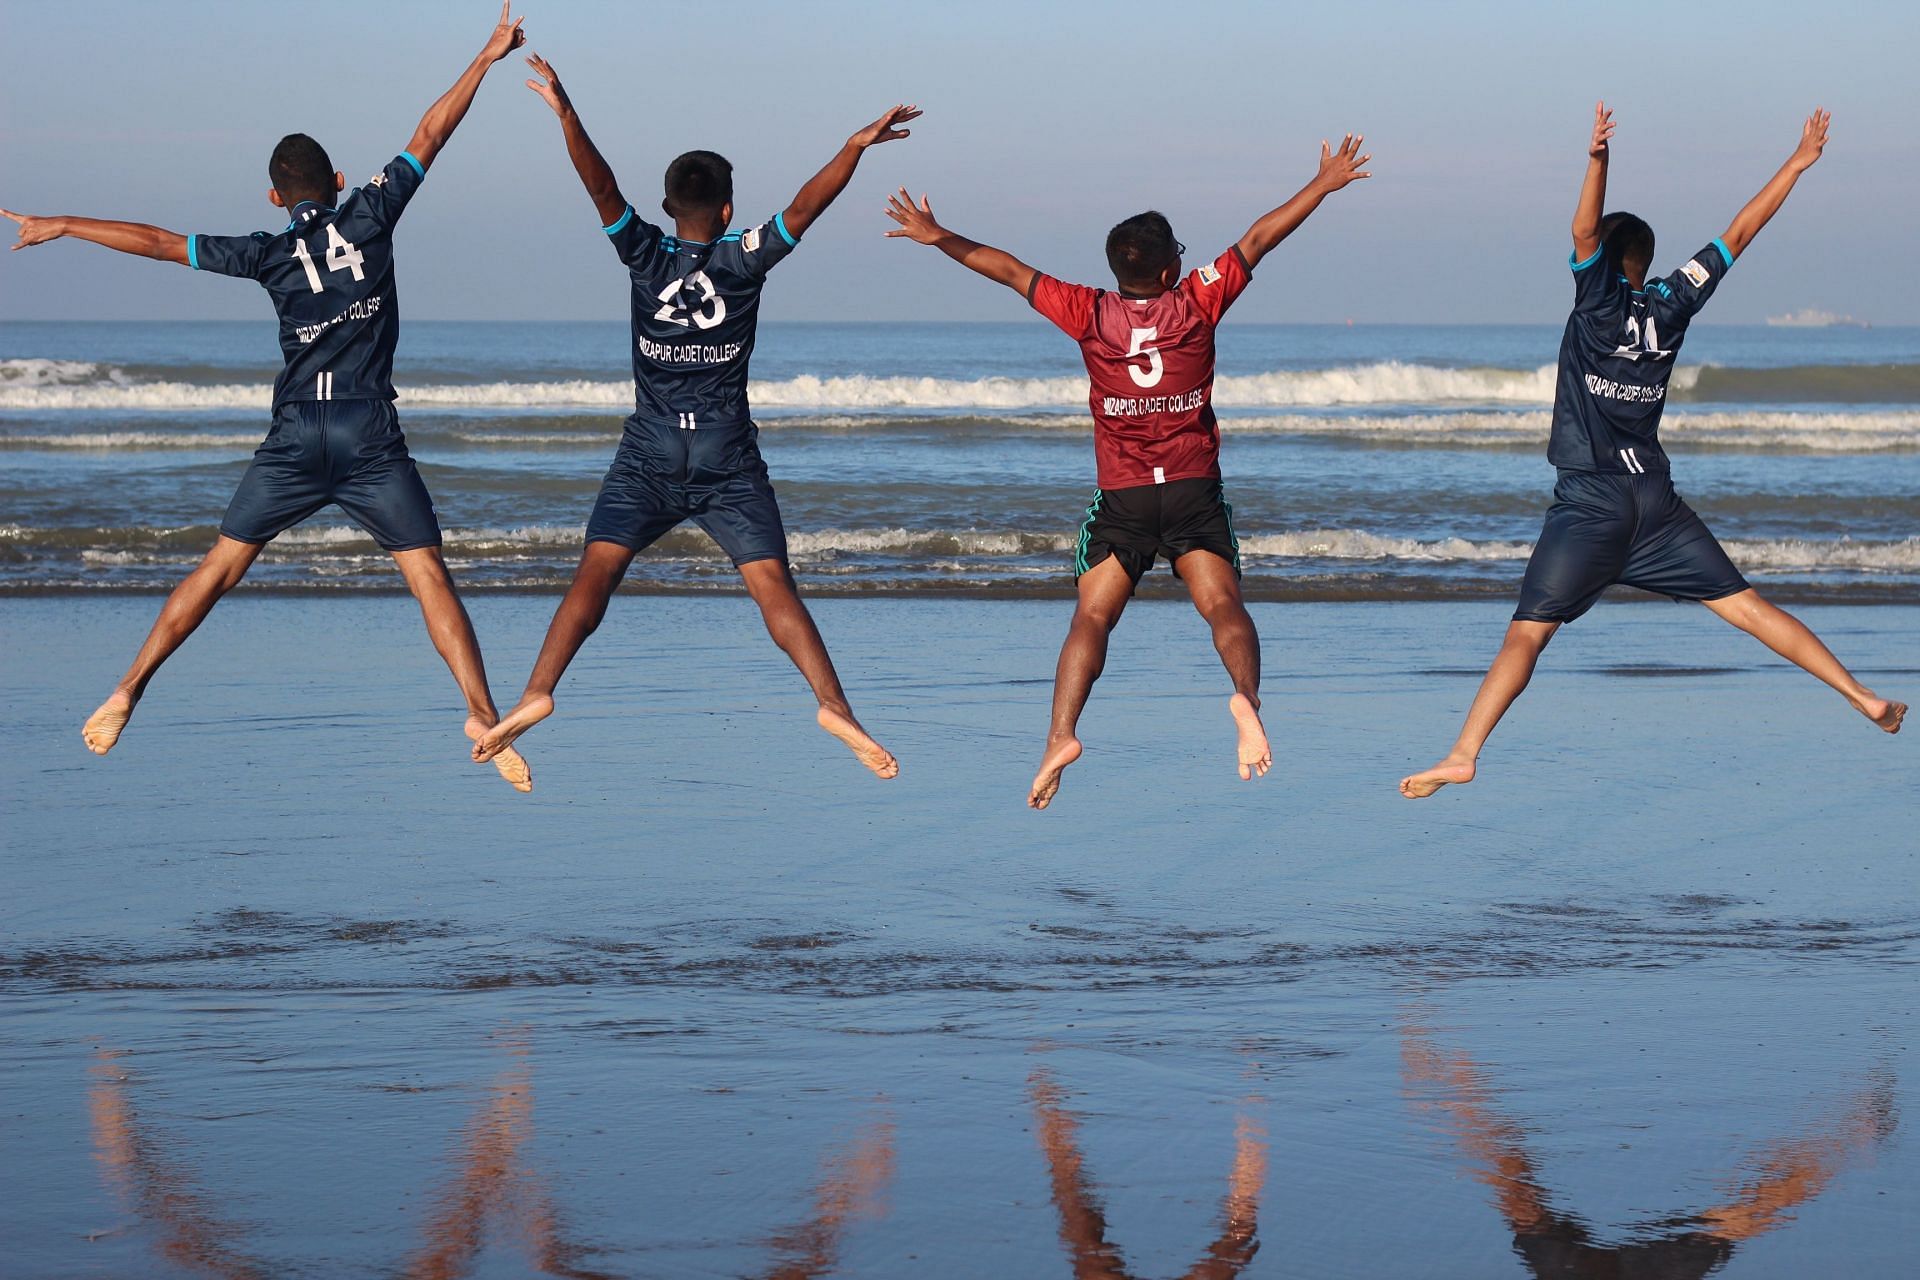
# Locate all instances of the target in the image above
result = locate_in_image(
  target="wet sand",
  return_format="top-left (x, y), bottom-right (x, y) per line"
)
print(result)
top-left (2, 595), bottom-right (1915, 1278)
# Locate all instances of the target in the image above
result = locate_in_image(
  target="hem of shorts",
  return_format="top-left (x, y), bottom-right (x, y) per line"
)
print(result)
top-left (1511, 609), bottom-right (1579, 624)
top-left (1073, 545), bottom-right (1146, 586)
top-left (584, 532), bottom-right (643, 551)
top-left (1694, 582), bottom-right (1751, 603)
top-left (376, 537), bottom-right (444, 553)
top-left (217, 528), bottom-right (274, 546)
top-left (728, 551), bottom-right (787, 569)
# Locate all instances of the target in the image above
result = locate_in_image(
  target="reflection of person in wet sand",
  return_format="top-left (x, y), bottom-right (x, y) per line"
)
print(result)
top-left (1029, 1065), bottom-right (1266, 1280)
top-left (1399, 1020), bottom-right (1898, 1279)
top-left (761, 1108), bottom-right (897, 1280)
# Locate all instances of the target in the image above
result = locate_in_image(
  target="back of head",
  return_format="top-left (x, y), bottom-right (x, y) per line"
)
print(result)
top-left (269, 133), bottom-right (336, 208)
top-left (1601, 212), bottom-right (1655, 280)
top-left (663, 150), bottom-right (734, 220)
top-left (1105, 211), bottom-right (1181, 290)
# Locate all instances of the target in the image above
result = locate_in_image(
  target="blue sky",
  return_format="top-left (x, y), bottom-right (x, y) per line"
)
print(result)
top-left (2, 0), bottom-right (1915, 324)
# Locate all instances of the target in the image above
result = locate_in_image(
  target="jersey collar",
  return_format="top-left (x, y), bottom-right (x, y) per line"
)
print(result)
top-left (285, 200), bottom-right (336, 231)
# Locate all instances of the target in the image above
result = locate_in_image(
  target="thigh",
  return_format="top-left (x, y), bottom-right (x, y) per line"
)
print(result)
top-left (1172, 548), bottom-right (1244, 615)
top-left (1620, 486), bottom-right (1749, 603)
top-left (220, 410), bottom-right (329, 545)
top-left (1513, 476), bottom-right (1633, 624)
top-left (1075, 487), bottom-right (1155, 589)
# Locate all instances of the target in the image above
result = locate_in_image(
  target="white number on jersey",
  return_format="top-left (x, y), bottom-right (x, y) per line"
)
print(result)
top-left (291, 225), bottom-right (367, 294)
top-left (1125, 326), bottom-right (1164, 388)
top-left (1611, 312), bottom-right (1670, 361)
top-left (653, 271), bottom-right (728, 331)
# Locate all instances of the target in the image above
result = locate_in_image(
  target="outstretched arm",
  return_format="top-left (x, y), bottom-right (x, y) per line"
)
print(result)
top-left (1, 210), bottom-right (186, 264)
top-left (1572, 101), bottom-right (1615, 263)
top-left (1235, 133), bottom-right (1371, 271)
top-left (883, 190), bottom-right (1038, 295)
top-left (781, 105), bottom-right (922, 240)
top-left (403, 1), bottom-right (527, 172)
top-left (524, 53), bottom-right (628, 228)
top-left (1719, 108), bottom-right (1829, 261)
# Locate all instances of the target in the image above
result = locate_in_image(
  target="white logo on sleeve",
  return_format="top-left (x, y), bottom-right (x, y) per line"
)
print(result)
top-left (1197, 264), bottom-right (1221, 286)
top-left (369, 173), bottom-right (388, 187)
top-left (742, 226), bottom-right (763, 253)
top-left (1680, 258), bottom-right (1710, 288)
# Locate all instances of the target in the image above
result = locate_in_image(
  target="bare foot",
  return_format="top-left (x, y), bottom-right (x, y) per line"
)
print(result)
top-left (817, 706), bottom-right (900, 779)
top-left (473, 693), bottom-right (553, 764)
top-left (1229, 693), bottom-right (1271, 781)
top-left (1028, 736), bottom-right (1082, 810)
top-left (1400, 756), bottom-right (1475, 799)
top-left (465, 716), bottom-right (533, 793)
top-left (1852, 694), bottom-right (1907, 734)
top-left (82, 691), bottom-right (137, 756)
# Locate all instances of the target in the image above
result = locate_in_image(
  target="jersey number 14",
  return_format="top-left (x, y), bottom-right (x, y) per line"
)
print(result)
top-left (291, 226), bottom-right (366, 294)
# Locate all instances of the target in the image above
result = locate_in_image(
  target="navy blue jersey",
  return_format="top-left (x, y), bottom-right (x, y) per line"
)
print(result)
top-left (604, 204), bottom-right (799, 428)
top-left (189, 153), bottom-right (425, 409)
top-left (1547, 237), bottom-right (1735, 473)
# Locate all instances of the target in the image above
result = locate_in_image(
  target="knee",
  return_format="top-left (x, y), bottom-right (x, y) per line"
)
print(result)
top-left (1193, 592), bottom-right (1247, 628)
top-left (1075, 602), bottom-right (1124, 633)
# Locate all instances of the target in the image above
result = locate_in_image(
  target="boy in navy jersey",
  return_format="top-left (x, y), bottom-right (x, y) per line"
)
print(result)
top-left (3, 3), bottom-right (535, 790)
top-left (1401, 105), bottom-right (1903, 800)
top-left (884, 138), bottom-right (1371, 808)
top-left (471, 54), bottom-right (914, 778)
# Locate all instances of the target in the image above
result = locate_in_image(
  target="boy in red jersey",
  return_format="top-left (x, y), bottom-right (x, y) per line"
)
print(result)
top-left (885, 135), bottom-right (1371, 808)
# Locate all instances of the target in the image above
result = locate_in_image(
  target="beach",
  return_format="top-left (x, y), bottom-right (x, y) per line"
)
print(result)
top-left (3, 593), bottom-right (1914, 1277)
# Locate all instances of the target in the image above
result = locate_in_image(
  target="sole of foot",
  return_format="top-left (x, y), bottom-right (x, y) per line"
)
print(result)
top-left (465, 718), bottom-right (533, 793)
top-left (1028, 736), bottom-right (1083, 810)
top-left (82, 693), bottom-right (136, 756)
top-left (473, 694), bottom-right (553, 764)
top-left (1867, 699), bottom-right (1907, 734)
top-left (1399, 760), bottom-right (1475, 799)
top-left (1229, 693), bottom-right (1271, 781)
top-left (817, 707), bottom-right (899, 779)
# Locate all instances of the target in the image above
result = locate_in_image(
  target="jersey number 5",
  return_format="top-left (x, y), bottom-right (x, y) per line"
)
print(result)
top-left (654, 271), bottom-right (727, 331)
top-left (291, 226), bottom-right (366, 294)
top-left (1125, 327), bottom-right (1164, 389)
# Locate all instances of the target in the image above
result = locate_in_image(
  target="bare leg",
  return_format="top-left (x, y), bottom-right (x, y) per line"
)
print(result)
top-left (1400, 619), bottom-right (1560, 798)
top-left (1704, 589), bottom-right (1905, 732)
top-left (737, 557), bottom-right (898, 779)
top-left (389, 547), bottom-right (530, 792)
top-left (1030, 556), bottom-right (1134, 810)
top-left (473, 540), bottom-right (634, 762)
top-left (1176, 550), bottom-right (1270, 781)
top-left (83, 536), bottom-right (265, 755)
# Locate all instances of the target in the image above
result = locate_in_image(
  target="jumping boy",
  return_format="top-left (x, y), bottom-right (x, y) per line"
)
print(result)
top-left (1400, 105), bottom-right (1903, 800)
top-left (3, 3), bottom-right (535, 791)
top-left (471, 55), bottom-right (913, 778)
top-left (883, 136), bottom-right (1372, 808)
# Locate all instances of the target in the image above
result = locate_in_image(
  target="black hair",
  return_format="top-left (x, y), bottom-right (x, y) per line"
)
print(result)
top-left (268, 133), bottom-right (336, 207)
top-left (1601, 211), bottom-right (1656, 277)
top-left (663, 150), bottom-right (734, 219)
top-left (1105, 211), bottom-right (1182, 287)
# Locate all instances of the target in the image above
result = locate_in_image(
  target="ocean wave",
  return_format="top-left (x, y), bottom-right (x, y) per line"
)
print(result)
top-left (11, 358), bottom-right (1916, 413)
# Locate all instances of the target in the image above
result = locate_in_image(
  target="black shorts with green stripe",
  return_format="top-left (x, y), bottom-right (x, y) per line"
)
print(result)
top-left (1072, 477), bottom-right (1241, 586)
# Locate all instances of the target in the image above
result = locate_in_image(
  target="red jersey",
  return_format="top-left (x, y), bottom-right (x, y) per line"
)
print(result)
top-left (1029, 245), bottom-right (1252, 490)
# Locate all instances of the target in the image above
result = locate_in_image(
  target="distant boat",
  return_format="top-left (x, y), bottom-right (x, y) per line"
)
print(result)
top-left (1766, 308), bottom-right (1871, 329)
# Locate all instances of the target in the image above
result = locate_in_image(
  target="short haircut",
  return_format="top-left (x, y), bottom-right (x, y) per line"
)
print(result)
top-left (1601, 212), bottom-right (1656, 276)
top-left (269, 133), bottom-right (336, 206)
top-left (1106, 211), bottom-right (1182, 287)
top-left (663, 150), bottom-right (734, 219)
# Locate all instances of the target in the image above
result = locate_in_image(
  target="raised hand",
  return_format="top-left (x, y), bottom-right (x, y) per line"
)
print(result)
top-left (1589, 101), bottom-right (1616, 158)
top-left (1, 208), bottom-right (62, 250)
top-left (1314, 134), bottom-right (1372, 192)
top-left (482, 1), bottom-right (528, 63)
top-left (883, 189), bottom-right (944, 244)
top-left (524, 53), bottom-right (570, 116)
top-left (1789, 107), bottom-right (1831, 171)
top-left (850, 105), bottom-right (923, 151)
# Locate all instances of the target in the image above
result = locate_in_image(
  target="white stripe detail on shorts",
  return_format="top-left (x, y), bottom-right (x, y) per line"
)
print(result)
top-left (1153, 465), bottom-right (1166, 485)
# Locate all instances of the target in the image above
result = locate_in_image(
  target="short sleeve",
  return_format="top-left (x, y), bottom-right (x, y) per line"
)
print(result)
top-left (1028, 274), bottom-right (1099, 340)
top-left (1656, 239), bottom-right (1735, 319)
top-left (602, 204), bottom-right (666, 270)
top-left (188, 231), bottom-right (271, 280)
top-left (348, 153), bottom-right (427, 235)
top-left (731, 212), bottom-right (800, 281)
top-left (1183, 246), bottom-right (1252, 326)
top-left (1569, 243), bottom-right (1624, 314)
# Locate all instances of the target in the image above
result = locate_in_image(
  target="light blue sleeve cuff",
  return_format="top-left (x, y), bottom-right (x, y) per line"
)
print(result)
top-left (186, 234), bottom-right (201, 271)
top-left (1711, 236), bottom-right (1735, 269)
top-left (1570, 246), bottom-right (1604, 272)
top-left (399, 151), bottom-right (426, 180)
top-left (773, 211), bottom-right (798, 247)
top-left (603, 205), bottom-right (635, 236)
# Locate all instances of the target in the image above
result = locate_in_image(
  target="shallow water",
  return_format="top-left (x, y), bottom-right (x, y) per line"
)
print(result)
top-left (2, 596), bottom-right (1915, 1277)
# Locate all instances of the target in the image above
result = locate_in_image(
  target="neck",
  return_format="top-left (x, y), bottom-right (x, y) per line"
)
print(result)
top-left (1116, 283), bottom-right (1169, 299)
top-left (672, 217), bottom-right (727, 243)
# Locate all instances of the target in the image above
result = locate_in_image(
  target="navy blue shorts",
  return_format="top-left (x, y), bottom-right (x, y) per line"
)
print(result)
top-left (1074, 478), bottom-right (1241, 587)
top-left (585, 416), bottom-right (787, 566)
top-left (221, 400), bottom-right (441, 551)
top-left (1514, 470), bottom-right (1748, 623)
